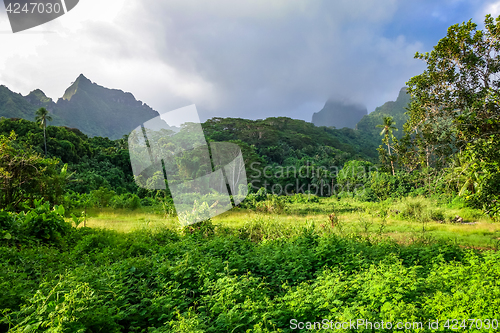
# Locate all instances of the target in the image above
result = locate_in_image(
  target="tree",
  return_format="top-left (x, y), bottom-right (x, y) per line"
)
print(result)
top-left (0, 131), bottom-right (62, 210)
top-left (405, 14), bottom-right (500, 166)
top-left (35, 107), bottom-right (52, 156)
top-left (403, 14), bottom-right (500, 218)
top-left (376, 116), bottom-right (397, 175)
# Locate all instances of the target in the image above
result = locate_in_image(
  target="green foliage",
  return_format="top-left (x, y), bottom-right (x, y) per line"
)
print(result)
top-left (399, 14), bottom-right (500, 218)
top-left (177, 201), bottom-right (213, 227)
top-left (90, 187), bottom-right (116, 208)
top-left (401, 200), bottom-right (425, 221)
top-left (203, 117), bottom-right (373, 164)
top-left (110, 193), bottom-right (142, 210)
top-left (1, 200), bottom-right (72, 245)
top-left (3, 221), bottom-right (499, 332)
top-left (21, 202), bottom-right (71, 243)
top-left (337, 160), bottom-right (375, 193)
top-left (0, 131), bottom-right (68, 210)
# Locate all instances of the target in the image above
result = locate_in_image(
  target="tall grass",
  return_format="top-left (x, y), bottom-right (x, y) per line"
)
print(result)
top-left (71, 195), bottom-right (500, 248)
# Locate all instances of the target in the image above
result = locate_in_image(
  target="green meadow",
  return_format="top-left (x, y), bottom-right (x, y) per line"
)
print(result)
top-left (81, 196), bottom-right (500, 250)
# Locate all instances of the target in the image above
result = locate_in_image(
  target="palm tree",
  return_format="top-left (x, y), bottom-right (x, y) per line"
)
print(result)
top-left (35, 107), bottom-right (52, 156)
top-left (377, 116), bottom-right (398, 176)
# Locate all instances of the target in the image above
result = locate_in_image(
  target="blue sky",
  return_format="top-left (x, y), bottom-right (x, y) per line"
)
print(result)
top-left (0, 0), bottom-right (497, 122)
top-left (384, 0), bottom-right (485, 47)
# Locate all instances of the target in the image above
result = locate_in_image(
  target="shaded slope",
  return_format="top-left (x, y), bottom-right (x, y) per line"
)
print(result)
top-left (52, 74), bottom-right (161, 139)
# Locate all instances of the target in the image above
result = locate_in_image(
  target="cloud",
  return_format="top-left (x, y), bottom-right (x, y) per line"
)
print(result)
top-left (479, 0), bottom-right (500, 17)
top-left (0, 0), bottom-right (449, 123)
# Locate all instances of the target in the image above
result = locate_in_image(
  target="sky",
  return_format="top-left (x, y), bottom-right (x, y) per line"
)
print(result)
top-left (0, 0), bottom-right (498, 122)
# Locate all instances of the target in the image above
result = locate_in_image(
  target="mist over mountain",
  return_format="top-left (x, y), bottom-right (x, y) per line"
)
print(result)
top-left (312, 100), bottom-right (367, 129)
top-left (356, 87), bottom-right (410, 138)
top-left (0, 74), bottom-right (174, 139)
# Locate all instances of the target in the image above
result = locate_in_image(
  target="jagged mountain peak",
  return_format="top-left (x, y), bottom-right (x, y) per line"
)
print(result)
top-left (52, 74), bottom-right (161, 138)
top-left (0, 74), bottom-right (164, 139)
top-left (63, 74), bottom-right (92, 101)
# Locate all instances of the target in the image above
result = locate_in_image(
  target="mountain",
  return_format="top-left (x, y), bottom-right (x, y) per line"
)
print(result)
top-left (0, 85), bottom-right (41, 121)
top-left (52, 74), bottom-right (163, 139)
top-left (312, 100), bottom-right (367, 129)
top-left (0, 74), bottom-right (171, 139)
top-left (356, 87), bottom-right (410, 139)
top-left (24, 89), bottom-right (56, 109)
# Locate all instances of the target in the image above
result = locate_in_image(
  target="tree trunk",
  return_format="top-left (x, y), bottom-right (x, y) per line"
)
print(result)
top-left (387, 138), bottom-right (395, 176)
top-left (43, 124), bottom-right (47, 157)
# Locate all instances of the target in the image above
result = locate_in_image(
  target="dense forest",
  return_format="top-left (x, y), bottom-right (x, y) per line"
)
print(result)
top-left (0, 111), bottom-right (385, 212)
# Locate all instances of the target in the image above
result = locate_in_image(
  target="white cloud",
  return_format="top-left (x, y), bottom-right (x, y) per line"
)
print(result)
top-left (480, 1), bottom-right (500, 17)
top-left (0, 0), bottom-right (426, 122)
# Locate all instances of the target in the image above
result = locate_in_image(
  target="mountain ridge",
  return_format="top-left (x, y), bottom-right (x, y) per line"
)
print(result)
top-left (0, 74), bottom-right (163, 139)
top-left (0, 76), bottom-right (410, 148)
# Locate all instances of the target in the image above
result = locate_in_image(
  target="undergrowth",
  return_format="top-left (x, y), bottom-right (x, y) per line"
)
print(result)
top-left (1, 215), bottom-right (498, 332)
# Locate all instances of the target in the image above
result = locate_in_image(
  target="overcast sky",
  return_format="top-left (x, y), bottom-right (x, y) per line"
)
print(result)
top-left (0, 0), bottom-right (497, 122)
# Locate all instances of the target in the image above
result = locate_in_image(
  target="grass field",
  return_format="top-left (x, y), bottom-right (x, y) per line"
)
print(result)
top-left (78, 196), bottom-right (500, 250)
top-left (4, 195), bottom-right (500, 332)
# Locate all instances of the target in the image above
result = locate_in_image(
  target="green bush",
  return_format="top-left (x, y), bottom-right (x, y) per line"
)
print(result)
top-left (127, 194), bottom-right (141, 210)
top-left (369, 171), bottom-right (394, 201)
top-left (140, 196), bottom-right (156, 207)
top-left (1, 200), bottom-right (73, 244)
top-left (448, 195), bottom-right (468, 209)
top-left (255, 194), bottom-right (287, 213)
top-left (401, 199), bottom-right (425, 221)
top-left (0, 210), bottom-right (18, 241)
top-left (428, 208), bottom-right (445, 222)
top-left (287, 193), bottom-right (319, 204)
top-left (21, 201), bottom-right (72, 243)
top-left (90, 187), bottom-right (115, 207)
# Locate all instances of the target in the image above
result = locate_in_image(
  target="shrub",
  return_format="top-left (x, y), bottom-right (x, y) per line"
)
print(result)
top-left (140, 196), bottom-right (156, 207)
top-left (127, 194), bottom-right (141, 210)
top-left (428, 208), bottom-right (445, 222)
top-left (401, 199), bottom-right (425, 221)
top-left (90, 187), bottom-right (115, 207)
top-left (21, 201), bottom-right (72, 243)
top-left (369, 171), bottom-right (394, 201)
top-left (238, 216), bottom-right (295, 242)
top-left (255, 194), bottom-right (287, 213)
top-left (1, 200), bottom-right (73, 244)
top-left (288, 193), bottom-right (319, 204)
top-left (0, 210), bottom-right (18, 241)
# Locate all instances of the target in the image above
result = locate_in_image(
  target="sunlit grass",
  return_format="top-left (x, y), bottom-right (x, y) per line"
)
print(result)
top-left (72, 196), bottom-right (500, 249)
top-left (74, 207), bottom-right (177, 232)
